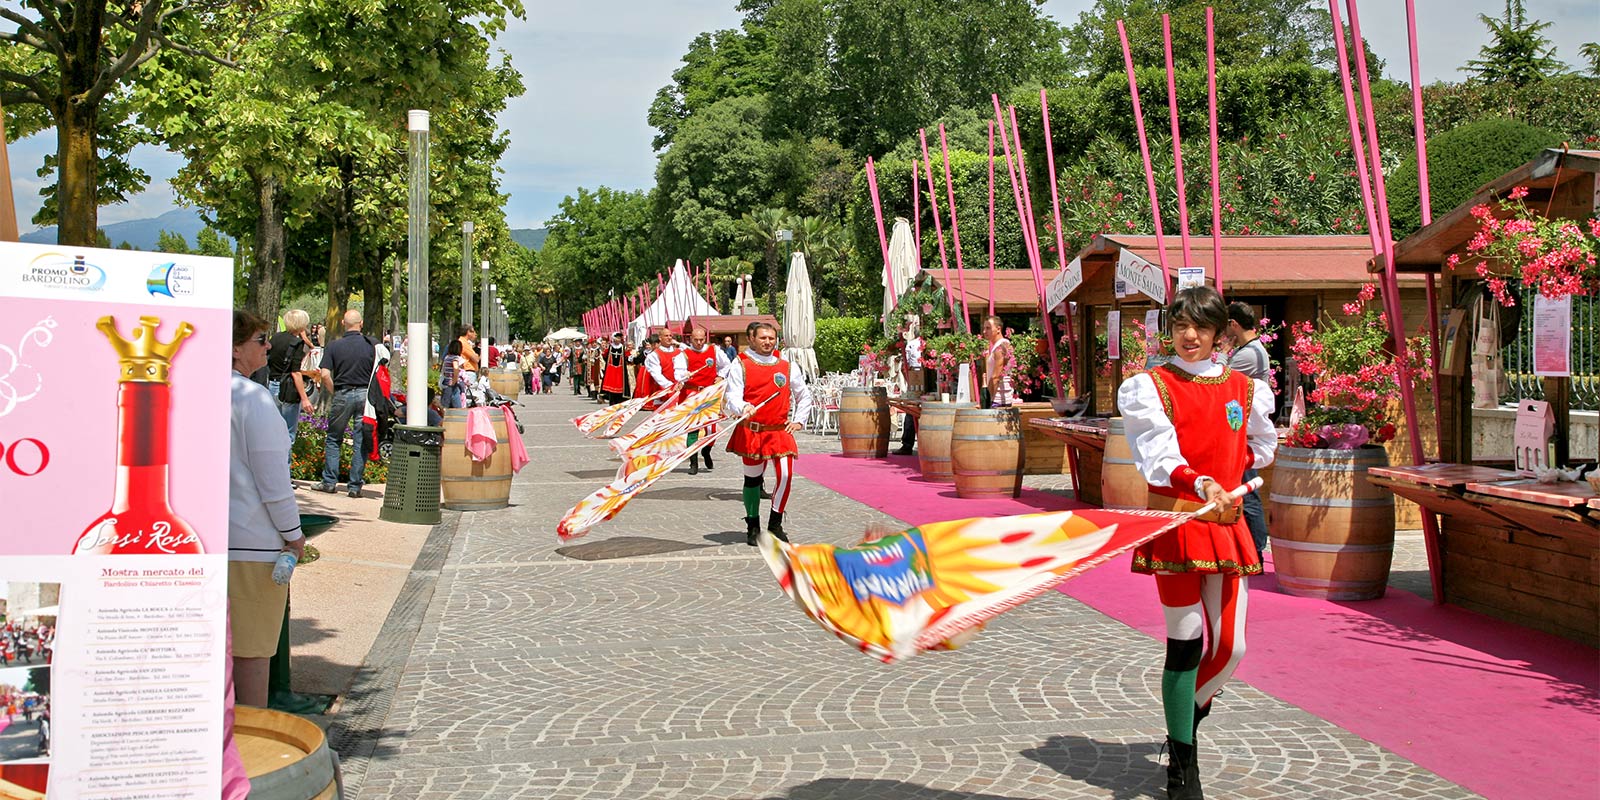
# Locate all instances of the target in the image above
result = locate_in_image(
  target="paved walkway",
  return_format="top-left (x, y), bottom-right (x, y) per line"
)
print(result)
top-left (339, 391), bottom-right (1478, 799)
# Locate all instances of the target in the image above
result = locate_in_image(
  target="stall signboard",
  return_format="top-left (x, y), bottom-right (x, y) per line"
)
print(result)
top-left (1106, 310), bottom-right (1121, 360)
top-left (1046, 257), bottom-right (1082, 312)
top-left (1531, 293), bottom-right (1572, 377)
top-left (1177, 267), bottom-right (1205, 290)
top-left (1143, 309), bottom-right (1162, 355)
top-left (0, 241), bottom-right (233, 799)
top-left (1115, 249), bottom-right (1168, 305)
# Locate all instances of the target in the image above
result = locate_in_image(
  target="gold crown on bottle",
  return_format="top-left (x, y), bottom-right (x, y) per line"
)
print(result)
top-left (97, 315), bottom-right (195, 384)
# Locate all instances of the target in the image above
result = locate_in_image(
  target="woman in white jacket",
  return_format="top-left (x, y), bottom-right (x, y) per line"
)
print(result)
top-left (229, 309), bottom-right (306, 706)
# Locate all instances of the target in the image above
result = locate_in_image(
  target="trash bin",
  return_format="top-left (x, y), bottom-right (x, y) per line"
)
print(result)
top-left (380, 424), bottom-right (444, 525)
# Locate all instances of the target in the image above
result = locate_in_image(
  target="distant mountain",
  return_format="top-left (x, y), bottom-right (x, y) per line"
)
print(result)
top-left (511, 227), bottom-right (547, 251)
top-left (20, 207), bottom-right (209, 251)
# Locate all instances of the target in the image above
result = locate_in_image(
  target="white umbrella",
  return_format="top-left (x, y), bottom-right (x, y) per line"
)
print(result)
top-left (884, 217), bottom-right (921, 335)
top-left (783, 251), bottom-right (818, 379)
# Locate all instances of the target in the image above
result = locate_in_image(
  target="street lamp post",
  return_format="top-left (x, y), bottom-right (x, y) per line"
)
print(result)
top-left (461, 221), bottom-right (473, 344)
top-left (381, 109), bottom-right (443, 526)
top-left (777, 228), bottom-right (793, 317)
top-left (480, 260), bottom-right (491, 353)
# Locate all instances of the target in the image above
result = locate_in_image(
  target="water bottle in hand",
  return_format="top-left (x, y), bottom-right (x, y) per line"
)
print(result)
top-left (271, 550), bottom-right (298, 585)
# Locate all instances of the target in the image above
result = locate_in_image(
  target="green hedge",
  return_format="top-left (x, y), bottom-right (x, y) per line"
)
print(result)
top-left (815, 317), bottom-right (877, 374)
top-left (1387, 118), bottom-right (1563, 238)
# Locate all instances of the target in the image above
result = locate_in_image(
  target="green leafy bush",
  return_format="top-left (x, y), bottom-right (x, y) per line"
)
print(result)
top-left (1387, 118), bottom-right (1562, 237)
top-left (814, 317), bottom-right (877, 373)
top-left (290, 417), bottom-right (389, 485)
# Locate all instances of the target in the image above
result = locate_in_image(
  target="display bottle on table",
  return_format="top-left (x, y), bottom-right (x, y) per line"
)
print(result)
top-left (73, 315), bottom-right (203, 555)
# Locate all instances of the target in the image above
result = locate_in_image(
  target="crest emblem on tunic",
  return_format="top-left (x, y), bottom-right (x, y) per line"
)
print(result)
top-left (1225, 399), bottom-right (1244, 431)
top-left (773, 373), bottom-right (788, 388)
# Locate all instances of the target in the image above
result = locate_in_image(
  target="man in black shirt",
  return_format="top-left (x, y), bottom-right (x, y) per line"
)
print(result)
top-left (316, 310), bottom-right (377, 497)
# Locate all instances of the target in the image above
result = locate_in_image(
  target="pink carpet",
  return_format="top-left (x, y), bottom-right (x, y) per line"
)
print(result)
top-left (796, 452), bottom-right (1600, 800)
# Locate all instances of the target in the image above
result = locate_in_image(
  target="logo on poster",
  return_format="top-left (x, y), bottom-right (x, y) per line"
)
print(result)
top-left (22, 253), bottom-right (107, 291)
top-left (146, 262), bottom-right (195, 298)
top-left (0, 438), bottom-right (49, 476)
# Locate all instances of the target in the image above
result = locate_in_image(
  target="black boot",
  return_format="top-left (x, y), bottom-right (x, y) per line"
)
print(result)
top-left (1165, 738), bottom-right (1203, 800)
top-left (745, 517), bottom-right (761, 546)
top-left (688, 453), bottom-right (699, 475)
top-left (767, 511), bottom-right (789, 543)
top-left (701, 449), bottom-right (714, 471)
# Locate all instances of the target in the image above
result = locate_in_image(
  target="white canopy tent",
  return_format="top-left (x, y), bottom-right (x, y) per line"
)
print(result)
top-left (782, 252), bottom-right (818, 379)
top-left (884, 217), bottom-right (921, 335)
top-left (544, 327), bottom-right (587, 342)
top-left (627, 260), bottom-right (720, 344)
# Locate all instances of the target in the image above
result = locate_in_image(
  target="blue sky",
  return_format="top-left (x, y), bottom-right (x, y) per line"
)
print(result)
top-left (4, 0), bottom-right (1597, 232)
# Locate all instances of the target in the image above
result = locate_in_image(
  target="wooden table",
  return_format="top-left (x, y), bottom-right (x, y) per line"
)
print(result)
top-left (1029, 418), bottom-right (1111, 506)
top-left (1367, 464), bottom-right (1599, 646)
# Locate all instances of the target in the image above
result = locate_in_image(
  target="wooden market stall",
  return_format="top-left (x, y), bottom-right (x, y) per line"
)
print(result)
top-left (1003, 236), bottom-right (1432, 510)
top-left (684, 314), bottom-right (780, 348)
top-left (1361, 148), bottom-right (1599, 646)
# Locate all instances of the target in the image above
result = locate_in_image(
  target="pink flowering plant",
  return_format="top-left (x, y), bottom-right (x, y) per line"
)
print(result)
top-left (1446, 186), bottom-right (1600, 306)
top-left (922, 332), bottom-right (985, 384)
top-left (1286, 284), bottom-right (1429, 448)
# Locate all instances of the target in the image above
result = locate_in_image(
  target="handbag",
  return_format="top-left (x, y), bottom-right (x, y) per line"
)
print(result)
top-left (276, 339), bottom-right (306, 404)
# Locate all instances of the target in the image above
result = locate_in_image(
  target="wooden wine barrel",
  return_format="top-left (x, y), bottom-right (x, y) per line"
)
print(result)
top-left (951, 407), bottom-right (1023, 499)
top-left (916, 401), bottom-right (963, 483)
top-left (489, 369), bottom-right (521, 399)
top-left (838, 387), bottom-right (890, 458)
top-left (441, 408), bottom-right (512, 511)
top-left (1269, 446), bottom-right (1395, 600)
top-left (235, 706), bottom-right (339, 800)
top-left (1101, 417), bottom-right (1149, 510)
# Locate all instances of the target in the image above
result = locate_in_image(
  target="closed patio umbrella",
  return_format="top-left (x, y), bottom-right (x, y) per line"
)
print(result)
top-left (783, 251), bottom-right (818, 379)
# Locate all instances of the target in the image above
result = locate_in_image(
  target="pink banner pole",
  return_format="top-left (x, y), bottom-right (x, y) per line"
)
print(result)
top-left (938, 124), bottom-right (973, 332)
top-left (1039, 88), bottom-right (1081, 375)
top-left (992, 96), bottom-right (1037, 264)
top-left (1345, 0), bottom-right (1442, 603)
top-left (912, 161), bottom-right (922, 264)
top-left (1118, 19), bottom-right (1170, 272)
top-left (919, 129), bottom-right (960, 323)
top-left (1406, 0), bottom-right (1443, 443)
top-left (1163, 14), bottom-right (1194, 269)
top-left (1207, 6), bottom-right (1224, 294)
top-left (1002, 101), bottom-right (1066, 400)
top-left (1328, 0), bottom-right (1381, 253)
top-left (865, 157), bottom-right (896, 299)
top-left (988, 120), bottom-right (997, 316)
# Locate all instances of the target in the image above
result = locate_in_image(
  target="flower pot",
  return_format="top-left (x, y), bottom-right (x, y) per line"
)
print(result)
top-left (1267, 446), bottom-right (1395, 600)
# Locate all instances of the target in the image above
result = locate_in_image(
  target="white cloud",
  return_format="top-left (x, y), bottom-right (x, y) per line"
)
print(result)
top-left (6, 0), bottom-right (1596, 232)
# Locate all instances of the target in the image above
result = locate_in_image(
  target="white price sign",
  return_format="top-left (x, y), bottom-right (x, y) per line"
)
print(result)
top-left (1178, 266), bottom-right (1205, 290)
top-left (1116, 249), bottom-right (1168, 304)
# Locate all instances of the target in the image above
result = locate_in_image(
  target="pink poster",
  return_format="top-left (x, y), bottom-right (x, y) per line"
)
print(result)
top-left (0, 241), bottom-right (232, 799)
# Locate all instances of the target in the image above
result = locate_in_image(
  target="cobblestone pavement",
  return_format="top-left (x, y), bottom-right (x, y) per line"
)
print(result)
top-left (353, 392), bottom-right (1478, 800)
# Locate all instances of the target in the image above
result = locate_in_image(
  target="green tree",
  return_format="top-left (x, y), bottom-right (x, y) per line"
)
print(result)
top-left (156, 229), bottom-right (190, 254)
top-left (0, 1), bottom-right (234, 245)
top-left (652, 95), bottom-right (782, 259)
top-left (1582, 43), bottom-right (1600, 78)
top-left (736, 206), bottom-right (792, 314)
top-left (540, 186), bottom-right (663, 304)
top-left (1059, 0), bottom-right (1325, 79)
top-left (1463, 0), bottom-right (1565, 86)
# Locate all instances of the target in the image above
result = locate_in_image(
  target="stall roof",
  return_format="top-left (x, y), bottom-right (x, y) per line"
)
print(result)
top-left (685, 314), bottom-right (780, 337)
top-left (1389, 148), bottom-right (1600, 272)
top-left (930, 235), bottom-right (1415, 311)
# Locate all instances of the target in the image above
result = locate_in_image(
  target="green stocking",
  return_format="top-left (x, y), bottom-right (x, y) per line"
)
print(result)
top-left (742, 475), bottom-right (761, 517)
top-left (1162, 665), bottom-right (1199, 744)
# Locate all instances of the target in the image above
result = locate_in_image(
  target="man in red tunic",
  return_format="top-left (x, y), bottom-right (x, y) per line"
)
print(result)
top-left (599, 332), bottom-right (631, 405)
top-left (644, 327), bottom-right (686, 411)
top-left (1116, 286), bottom-right (1276, 800)
top-left (680, 325), bottom-right (730, 475)
top-left (725, 322), bottom-right (812, 545)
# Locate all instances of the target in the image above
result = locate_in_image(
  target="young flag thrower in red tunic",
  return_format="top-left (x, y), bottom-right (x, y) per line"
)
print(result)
top-left (644, 326), bottom-right (686, 411)
top-left (1117, 286), bottom-right (1276, 799)
top-left (725, 321), bottom-right (812, 546)
top-left (681, 324), bottom-right (731, 475)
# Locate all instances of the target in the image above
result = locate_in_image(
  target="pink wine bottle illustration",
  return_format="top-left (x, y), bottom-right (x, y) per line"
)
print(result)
top-left (73, 315), bottom-right (203, 555)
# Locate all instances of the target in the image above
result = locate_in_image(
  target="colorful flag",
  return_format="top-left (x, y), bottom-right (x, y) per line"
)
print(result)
top-left (758, 507), bottom-right (1200, 663)
top-left (610, 379), bottom-right (727, 455)
top-left (558, 410), bottom-right (747, 540)
top-left (571, 396), bottom-right (646, 438)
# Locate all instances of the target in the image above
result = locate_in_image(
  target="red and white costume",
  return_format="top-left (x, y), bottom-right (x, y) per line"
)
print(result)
top-left (1118, 355), bottom-right (1276, 736)
top-left (599, 342), bottom-right (631, 400)
top-left (644, 344), bottom-right (687, 410)
top-left (725, 350), bottom-right (812, 513)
